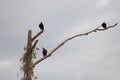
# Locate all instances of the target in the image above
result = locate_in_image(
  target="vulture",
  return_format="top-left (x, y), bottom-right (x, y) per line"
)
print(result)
top-left (101, 22), bottom-right (107, 29)
top-left (39, 22), bottom-right (44, 30)
top-left (42, 47), bottom-right (47, 57)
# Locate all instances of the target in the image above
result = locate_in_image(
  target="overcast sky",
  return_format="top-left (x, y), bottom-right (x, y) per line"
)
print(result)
top-left (0, 0), bottom-right (120, 80)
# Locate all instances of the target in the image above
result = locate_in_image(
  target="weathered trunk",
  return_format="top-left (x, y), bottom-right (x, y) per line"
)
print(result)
top-left (24, 30), bottom-right (33, 80)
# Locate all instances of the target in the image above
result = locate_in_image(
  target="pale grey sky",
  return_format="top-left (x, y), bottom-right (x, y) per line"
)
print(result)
top-left (0, 0), bottom-right (120, 80)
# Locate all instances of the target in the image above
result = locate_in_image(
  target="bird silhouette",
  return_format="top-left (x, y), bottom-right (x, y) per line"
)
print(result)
top-left (42, 47), bottom-right (47, 57)
top-left (39, 22), bottom-right (44, 30)
top-left (101, 22), bottom-right (107, 29)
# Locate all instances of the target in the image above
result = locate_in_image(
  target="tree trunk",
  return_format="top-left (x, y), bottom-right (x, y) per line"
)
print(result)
top-left (24, 30), bottom-right (33, 80)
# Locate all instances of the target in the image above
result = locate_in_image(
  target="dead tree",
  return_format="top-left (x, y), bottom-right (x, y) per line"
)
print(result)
top-left (20, 22), bottom-right (118, 80)
top-left (20, 27), bottom-right (44, 80)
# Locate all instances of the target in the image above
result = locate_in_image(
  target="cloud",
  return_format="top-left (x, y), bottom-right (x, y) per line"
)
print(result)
top-left (0, 61), bottom-right (13, 68)
top-left (96, 0), bottom-right (112, 8)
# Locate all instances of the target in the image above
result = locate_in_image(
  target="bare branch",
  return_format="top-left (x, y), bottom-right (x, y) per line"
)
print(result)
top-left (32, 23), bottom-right (118, 67)
top-left (32, 40), bottom-right (38, 50)
top-left (32, 30), bottom-right (44, 42)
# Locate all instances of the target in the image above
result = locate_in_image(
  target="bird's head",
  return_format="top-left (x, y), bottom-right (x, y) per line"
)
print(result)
top-left (40, 22), bottom-right (43, 25)
top-left (42, 47), bottom-right (44, 49)
top-left (103, 21), bottom-right (105, 23)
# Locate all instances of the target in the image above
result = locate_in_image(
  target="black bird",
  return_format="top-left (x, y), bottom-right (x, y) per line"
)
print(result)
top-left (101, 22), bottom-right (107, 29)
top-left (39, 22), bottom-right (44, 30)
top-left (42, 47), bottom-right (47, 57)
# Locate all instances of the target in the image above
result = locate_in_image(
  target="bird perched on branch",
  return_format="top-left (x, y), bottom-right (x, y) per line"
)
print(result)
top-left (42, 47), bottom-right (47, 57)
top-left (101, 22), bottom-right (107, 29)
top-left (39, 22), bottom-right (44, 30)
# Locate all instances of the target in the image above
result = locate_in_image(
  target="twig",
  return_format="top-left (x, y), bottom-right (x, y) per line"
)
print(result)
top-left (32, 40), bottom-right (38, 50)
top-left (32, 23), bottom-right (118, 67)
top-left (32, 30), bottom-right (44, 41)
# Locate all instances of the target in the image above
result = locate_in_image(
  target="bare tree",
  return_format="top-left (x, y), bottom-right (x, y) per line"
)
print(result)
top-left (20, 22), bottom-right (118, 80)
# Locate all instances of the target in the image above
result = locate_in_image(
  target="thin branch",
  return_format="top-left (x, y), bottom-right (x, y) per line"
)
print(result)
top-left (32, 30), bottom-right (44, 42)
top-left (97, 23), bottom-right (118, 31)
top-left (32, 23), bottom-right (118, 67)
top-left (32, 40), bottom-right (38, 50)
